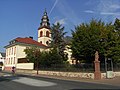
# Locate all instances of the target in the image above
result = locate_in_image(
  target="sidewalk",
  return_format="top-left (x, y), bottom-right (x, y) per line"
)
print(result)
top-left (1, 71), bottom-right (120, 87)
top-left (32, 73), bottom-right (120, 87)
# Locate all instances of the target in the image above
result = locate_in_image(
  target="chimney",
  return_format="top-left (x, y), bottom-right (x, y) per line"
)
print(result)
top-left (29, 36), bottom-right (33, 39)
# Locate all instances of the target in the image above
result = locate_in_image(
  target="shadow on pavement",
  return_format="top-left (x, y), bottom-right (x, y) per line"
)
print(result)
top-left (0, 73), bottom-right (20, 82)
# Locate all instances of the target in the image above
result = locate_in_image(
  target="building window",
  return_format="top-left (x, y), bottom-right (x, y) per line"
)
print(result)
top-left (14, 47), bottom-right (16, 55)
top-left (9, 58), bottom-right (10, 64)
top-left (40, 41), bottom-right (42, 44)
top-left (40, 31), bottom-right (43, 37)
top-left (46, 41), bottom-right (49, 45)
top-left (11, 57), bottom-right (12, 64)
top-left (12, 47), bottom-right (13, 55)
top-left (46, 31), bottom-right (49, 37)
top-left (14, 57), bottom-right (16, 64)
top-left (9, 48), bottom-right (10, 55)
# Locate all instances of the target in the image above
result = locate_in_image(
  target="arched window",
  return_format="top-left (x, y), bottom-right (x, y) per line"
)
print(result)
top-left (46, 31), bottom-right (49, 37)
top-left (46, 41), bottom-right (49, 45)
top-left (40, 31), bottom-right (43, 37)
top-left (40, 41), bottom-right (42, 44)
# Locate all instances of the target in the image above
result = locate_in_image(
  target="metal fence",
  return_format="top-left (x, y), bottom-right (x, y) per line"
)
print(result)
top-left (99, 63), bottom-right (120, 72)
top-left (113, 63), bottom-right (120, 71)
top-left (38, 63), bottom-right (95, 72)
top-left (37, 63), bottom-right (120, 72)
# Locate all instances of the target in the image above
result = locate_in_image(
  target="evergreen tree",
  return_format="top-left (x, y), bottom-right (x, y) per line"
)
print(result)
top-left (114, 18), bottom-right (120, 32)
top-left (51, 22), bottom-right (67, 61)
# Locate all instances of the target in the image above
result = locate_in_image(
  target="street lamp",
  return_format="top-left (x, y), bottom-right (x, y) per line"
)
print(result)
top-left (105, 58), bottom-right (114, 78)
top-left (105, 57), bottom-right (107, 78)
top-left (108, 58), bottom-right (113, 72)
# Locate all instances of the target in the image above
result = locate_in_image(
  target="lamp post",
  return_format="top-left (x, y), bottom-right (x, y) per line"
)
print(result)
top-left (99, 38), bottom-right (109, 78)
top-left (35, 49), bottom-right (40, 75)
top-left (105, 57), bottom-right (107, 78)
top-left (105, 58), bottom-right (114, 78)
top-left (108, 58), bottom-right (113, 71)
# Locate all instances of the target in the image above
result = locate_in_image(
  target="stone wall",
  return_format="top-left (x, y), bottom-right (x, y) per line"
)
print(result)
top-left (16, 69), bottom-right (94, 79)
top-left (39, 71), bottom-right (94, 79)
top-left (16, 69), bottom-right (120, 79)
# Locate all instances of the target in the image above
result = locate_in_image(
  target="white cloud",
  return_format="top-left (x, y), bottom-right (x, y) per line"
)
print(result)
top-left (97, 0), bottom-right (119, 12)
top-left (110, 4), bottom-right (120, 9)
top-left (94, 0), bottom-right (120, 22)
top-left (55, 18), bottom-right (66, 25)
top-left (55, 0), bottom-right (81, 25)
top-left (84, 10), bottom-right (94, 14)
top-left (100, 12), bottom-right (120, 15)
top-left (49, 0), bottom-right (58, 16)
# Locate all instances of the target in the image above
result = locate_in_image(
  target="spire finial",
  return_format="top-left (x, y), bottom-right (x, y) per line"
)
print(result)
top-left (44, 8), bottom-right (47, 15)
top-left (45, 8), bottom-right (46, 12)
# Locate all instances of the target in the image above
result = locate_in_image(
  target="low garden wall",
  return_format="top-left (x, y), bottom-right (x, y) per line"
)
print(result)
top-left (16, 63), bottom-right (34, 70)
top-left (16, 69), bottom-right (93, 79)
top-left (16, 69), bottom-right (120, 79)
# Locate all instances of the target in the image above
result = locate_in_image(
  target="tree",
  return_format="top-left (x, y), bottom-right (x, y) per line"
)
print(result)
top-left (71, 19), bottom-right (120, 63)
top-left (51, 22), bottom-right (67, 61)
top-left (114, 18), bottom-right (120, 32)
top-left (24, 47), bottom-right (41, 74)
top-left (40, 48), bottom-right (63, 68)
top-left (112, 18), bottom-right (120, 63)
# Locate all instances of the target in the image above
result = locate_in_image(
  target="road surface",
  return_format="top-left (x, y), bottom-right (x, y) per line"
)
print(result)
top-left (0, 73), bottom-right (120, 90)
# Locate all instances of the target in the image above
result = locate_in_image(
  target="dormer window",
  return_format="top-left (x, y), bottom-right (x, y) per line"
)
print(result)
top-left (9, 40), bottom-right (16, 45)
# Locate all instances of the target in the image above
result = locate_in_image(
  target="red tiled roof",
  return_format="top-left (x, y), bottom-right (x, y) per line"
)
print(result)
top-left (15, 37), bottom-right (47, 47)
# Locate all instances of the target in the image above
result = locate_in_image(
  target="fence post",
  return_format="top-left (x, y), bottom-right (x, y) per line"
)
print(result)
top-left (94, 51), bottom-right (101, 80)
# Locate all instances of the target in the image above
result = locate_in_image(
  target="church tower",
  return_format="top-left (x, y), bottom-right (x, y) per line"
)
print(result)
top-left (38, 9), bottom-right (51, 46)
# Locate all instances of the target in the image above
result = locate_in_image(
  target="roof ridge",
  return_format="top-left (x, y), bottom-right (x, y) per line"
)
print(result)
top-left (15, 37), bottom-right (47, 47)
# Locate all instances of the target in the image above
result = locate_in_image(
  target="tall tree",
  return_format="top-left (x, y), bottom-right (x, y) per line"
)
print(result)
top-left (51, 22), bottom-right (67, 61)
top-left (114, 18), bottom-right (120, 32)
top-left (112, 18), bottom-right (120, 63)
top-left (71, 19), bottom-right (120, 63)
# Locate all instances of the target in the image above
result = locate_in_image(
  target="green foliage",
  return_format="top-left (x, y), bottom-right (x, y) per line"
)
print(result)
top-left (24, 23), bottom-right (68, 68)
top-left (114, 18), bottom-right (120, 32)
top-left (71, 19), bottom-right (120, 63)
top-left (24, 47), bottom-right (41, 68)
top-left (51, 22), bottom-right (67, 61)
top-left (24, 46), bottom-right (66, 68)
top-left (40, 48), bottom-right (63, 67)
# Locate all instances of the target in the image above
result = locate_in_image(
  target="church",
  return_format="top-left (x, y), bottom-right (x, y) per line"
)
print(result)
top-left (4, 10), bottom-right (73, 71)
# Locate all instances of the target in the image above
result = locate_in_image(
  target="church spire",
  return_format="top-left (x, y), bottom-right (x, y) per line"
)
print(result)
top-left (44, 8), bottom-right (47, 15)
top-left (38, 9), bottom-right (50, 29)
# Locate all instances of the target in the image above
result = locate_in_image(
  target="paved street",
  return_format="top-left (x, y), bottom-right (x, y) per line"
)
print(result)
top-left (0, 73), bottom-right (120, 90)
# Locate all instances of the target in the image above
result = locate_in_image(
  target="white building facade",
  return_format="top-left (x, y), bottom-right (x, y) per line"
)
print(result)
top-left (4, 37), bottom-right (47, 71)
